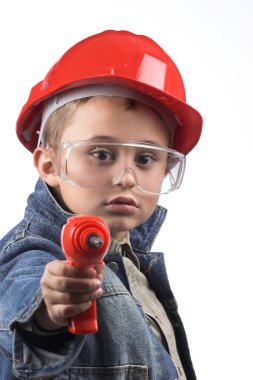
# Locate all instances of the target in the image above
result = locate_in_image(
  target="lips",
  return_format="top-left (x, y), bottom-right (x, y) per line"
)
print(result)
top-left (105, 197), bottom-right (138, 213)
top-left (106, 197), bottom-right (138, 207)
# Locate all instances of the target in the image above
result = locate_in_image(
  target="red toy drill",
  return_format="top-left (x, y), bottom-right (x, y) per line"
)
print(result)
top-left (61, 215), bottom-right (110, 334)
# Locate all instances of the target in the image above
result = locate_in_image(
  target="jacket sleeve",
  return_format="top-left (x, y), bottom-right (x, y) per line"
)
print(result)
top-left (0, 232), bottom-right (85, 379)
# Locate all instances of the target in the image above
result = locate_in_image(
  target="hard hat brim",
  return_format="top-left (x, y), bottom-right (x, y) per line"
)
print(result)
top-left (16, 75), bottom-right (202, 155)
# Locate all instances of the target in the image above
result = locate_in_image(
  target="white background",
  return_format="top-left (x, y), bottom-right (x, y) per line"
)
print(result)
top-left (1, 1), bottom-right (253, 379)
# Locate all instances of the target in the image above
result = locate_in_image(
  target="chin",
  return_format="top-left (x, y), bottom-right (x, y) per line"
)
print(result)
top-left (106, 220), bottom-right (135, 239)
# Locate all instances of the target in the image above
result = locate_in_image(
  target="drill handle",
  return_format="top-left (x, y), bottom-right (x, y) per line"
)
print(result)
top-left (61, 215), bottom-right (110, 334)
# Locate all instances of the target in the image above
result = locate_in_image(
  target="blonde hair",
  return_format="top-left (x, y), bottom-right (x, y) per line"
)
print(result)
top-left (43, 98), bottom-right (90, 146)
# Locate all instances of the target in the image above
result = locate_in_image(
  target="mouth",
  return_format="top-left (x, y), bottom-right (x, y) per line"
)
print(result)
top-left (105, 197), bottom-right (138, 213)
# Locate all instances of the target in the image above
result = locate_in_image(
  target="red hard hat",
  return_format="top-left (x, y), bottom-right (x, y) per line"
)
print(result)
top-left (16, 30), bottom-right (202, 154)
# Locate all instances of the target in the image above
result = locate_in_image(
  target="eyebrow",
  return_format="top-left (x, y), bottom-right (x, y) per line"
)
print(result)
top-left (85, 135), bottom-right (164, 146)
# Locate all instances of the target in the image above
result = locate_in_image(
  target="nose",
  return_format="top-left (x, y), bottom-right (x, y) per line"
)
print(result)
top-left (112, 167), bottom-right (137, 189)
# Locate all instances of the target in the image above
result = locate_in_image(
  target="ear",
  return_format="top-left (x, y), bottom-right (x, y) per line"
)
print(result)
top-left (33, 147), bottom-right (59, 187)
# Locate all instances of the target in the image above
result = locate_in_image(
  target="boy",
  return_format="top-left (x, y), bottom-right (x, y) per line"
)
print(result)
top-left (0, 30), bottom-right (202, 379)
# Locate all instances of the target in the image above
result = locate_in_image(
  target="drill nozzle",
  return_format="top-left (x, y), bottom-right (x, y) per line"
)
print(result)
top-left (86, 234), bottom-right (104, 249)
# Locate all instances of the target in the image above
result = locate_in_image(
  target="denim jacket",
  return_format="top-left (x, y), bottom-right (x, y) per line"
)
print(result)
top-left (0, 179), bottom-right (196, 380)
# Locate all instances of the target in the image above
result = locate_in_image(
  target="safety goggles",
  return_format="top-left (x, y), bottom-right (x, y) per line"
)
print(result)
top-left (51, 140), bottom-right (186, 195)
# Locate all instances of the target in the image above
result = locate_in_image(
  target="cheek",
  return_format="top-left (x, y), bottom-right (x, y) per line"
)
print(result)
top-left (55, 185), bottom-right (91, 214)
top-left (141, 195), bottom-right (160, 219)
top-left (59, 185), bottom-right (111, 216)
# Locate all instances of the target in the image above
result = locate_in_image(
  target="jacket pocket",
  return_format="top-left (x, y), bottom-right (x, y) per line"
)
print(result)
top-left (59, 364), bottom-right (148, 379)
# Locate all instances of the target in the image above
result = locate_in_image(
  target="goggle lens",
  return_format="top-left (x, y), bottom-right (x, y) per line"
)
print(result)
top-left (56, 141), bottom-right (185, 195)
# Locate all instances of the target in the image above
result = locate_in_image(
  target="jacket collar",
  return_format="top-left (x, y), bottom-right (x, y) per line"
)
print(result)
top-left (26, 178), bottom-right (167, 253)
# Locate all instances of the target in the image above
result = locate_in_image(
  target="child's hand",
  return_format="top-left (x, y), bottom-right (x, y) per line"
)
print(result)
top-left (34, 260), bottom-right (105, 331)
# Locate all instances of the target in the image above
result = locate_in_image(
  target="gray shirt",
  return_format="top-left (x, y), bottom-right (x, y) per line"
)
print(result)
top-left (110, 233), bottom-right (186, 380)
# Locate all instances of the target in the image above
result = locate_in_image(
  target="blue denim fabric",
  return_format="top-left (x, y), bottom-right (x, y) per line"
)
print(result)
top-left (0, 179), bottom-right (196, 379)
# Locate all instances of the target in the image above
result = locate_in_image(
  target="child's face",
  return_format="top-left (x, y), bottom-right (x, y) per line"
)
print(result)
top-left (51, 97), bottom-right (170, 239)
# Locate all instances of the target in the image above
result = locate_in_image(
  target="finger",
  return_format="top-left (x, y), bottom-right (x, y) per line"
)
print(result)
top-left (94, 262), bottom-right (105, 281)
top-left (45, 287), bottom-right (103, 306)
top-left (94, 262), bottom-right (105, 274)
top-left (45, 288), bottom-right (103, 327)
top-left (47, 301), bottom-right (93, 327)
top-left (46, 260), bottom-right (97, 278)
top-left (41, 274), bottom-right (101, 294)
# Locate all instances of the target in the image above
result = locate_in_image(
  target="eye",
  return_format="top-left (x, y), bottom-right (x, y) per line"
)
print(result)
top-left (136, 153), bottom-right (157, 165)
top-left (90, 148), bottom-right (114, 161)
